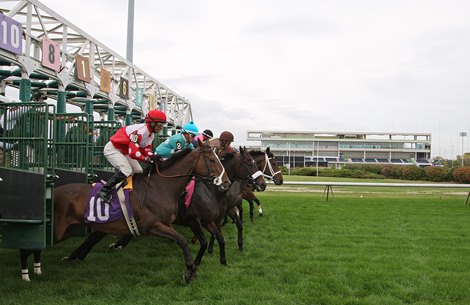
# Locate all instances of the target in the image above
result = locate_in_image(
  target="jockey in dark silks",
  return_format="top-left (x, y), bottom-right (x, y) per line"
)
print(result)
top-left (192, 129), bottom-right (213, 148)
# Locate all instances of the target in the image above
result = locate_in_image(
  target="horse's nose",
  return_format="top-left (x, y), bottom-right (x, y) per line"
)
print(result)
top-left (274, 177), bottom-right (284, 185)
top-left (218, 180), bottom-right (231, 192)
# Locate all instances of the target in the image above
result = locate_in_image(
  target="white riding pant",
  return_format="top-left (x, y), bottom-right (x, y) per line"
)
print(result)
top-left (103, 142), bottom-right (143, 177)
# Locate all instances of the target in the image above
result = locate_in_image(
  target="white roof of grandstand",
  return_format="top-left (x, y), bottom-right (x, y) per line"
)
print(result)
top-left (248, 130), bottom-right (431, 136)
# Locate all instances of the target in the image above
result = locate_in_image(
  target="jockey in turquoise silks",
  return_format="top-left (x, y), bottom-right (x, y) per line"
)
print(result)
top-left (155, 121), bottom-right (200, 206)
top-left (155, 121), bottom-right (199, 158)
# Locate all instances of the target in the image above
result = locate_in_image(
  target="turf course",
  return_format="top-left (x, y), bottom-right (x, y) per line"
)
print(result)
top-left (1, 181), bottom-right (470, 305)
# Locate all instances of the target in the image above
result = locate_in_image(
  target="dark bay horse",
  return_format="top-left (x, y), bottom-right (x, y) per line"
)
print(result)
top-left (108, 147), bottom-right (266, 266)
top-left (20, 141), bottom-right (230, 283)
top-left (207, 149), bottom-right (276, 254)
top-left (175, 146), bottom-right (265, 265)
top-left (240, 147), bottom-right (284, 222)
top-left (206, 148), bottom-right (283, 255)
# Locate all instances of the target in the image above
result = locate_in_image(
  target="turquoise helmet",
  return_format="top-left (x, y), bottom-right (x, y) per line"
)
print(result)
top-left (182, 121), bottom-right (199, 136)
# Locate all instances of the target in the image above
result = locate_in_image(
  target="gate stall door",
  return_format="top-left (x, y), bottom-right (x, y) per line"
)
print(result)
top-left (0, 103), bottom-right (55, 249)
top-left (91, 120), bottom-right (121, 181)
top-left (53, 113), bottom-right (93, 187)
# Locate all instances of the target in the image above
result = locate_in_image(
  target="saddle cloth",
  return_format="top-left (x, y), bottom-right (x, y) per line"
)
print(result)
top-left (85, 182), bottom-right (134, 224)
top-left (184, 177), bottom-right (196, 208)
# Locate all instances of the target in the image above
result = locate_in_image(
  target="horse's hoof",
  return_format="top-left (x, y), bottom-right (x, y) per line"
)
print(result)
top-left (238, 246), bottom-right (244, 252)
top-left (183, 273), bottom-right (195, 284)
top-left (259, 213), bottom-right (263, 218)
top-left (33, 263), bottom-right (42, 275)
top-left (21, 269), bottom-right (31, 282)
top-left (108, 243), bottom-right (122, 250)
top-left (220, 259), bottom-right (227, 266)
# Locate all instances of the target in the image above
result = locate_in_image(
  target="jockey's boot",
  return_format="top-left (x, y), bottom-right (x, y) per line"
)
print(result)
top-left (98, 171), bottom-right (127, 202)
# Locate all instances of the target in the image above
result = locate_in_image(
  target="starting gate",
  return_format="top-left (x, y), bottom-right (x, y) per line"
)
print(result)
top-left (0, 103), bottom-right (121, 249)
top-left (0, 103), bottom-right (56, 249)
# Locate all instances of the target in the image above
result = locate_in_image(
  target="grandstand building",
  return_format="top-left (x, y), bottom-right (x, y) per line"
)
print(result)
top-left (246, 130), bottom-right (432, 168)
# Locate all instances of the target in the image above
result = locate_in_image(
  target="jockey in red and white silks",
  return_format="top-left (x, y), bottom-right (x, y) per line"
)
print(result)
top-left (98, 110), bottom-right (167, 202)
top-left (104, 123), bottom-right (155, 177)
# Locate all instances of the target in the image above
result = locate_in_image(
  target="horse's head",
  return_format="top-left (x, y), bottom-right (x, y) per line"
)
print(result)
top-left (251, 147), bottom-right (283, 185)
top-left (195, 139), bottom-right (231, 191)
top-left (265, 147), bottom-right (283, 185)
top-left (226, 146), bottom-right (266, 191)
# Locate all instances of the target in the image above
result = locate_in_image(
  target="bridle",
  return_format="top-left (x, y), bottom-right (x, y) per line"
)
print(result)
top-left (202, 149), bottom-right (225, 186)
top-left (239, 153), bottom-right (264, 183)
top-left (261, 153), bottom-right (281, 180)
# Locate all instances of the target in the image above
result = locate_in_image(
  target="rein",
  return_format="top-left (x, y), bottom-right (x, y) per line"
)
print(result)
top-left (154, 149), bottom-right (225, 185)
top-left (261, 153), bottom-right (281, 180)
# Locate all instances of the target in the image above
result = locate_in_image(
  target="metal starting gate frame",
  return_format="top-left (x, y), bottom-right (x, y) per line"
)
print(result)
top-left (0, 0), bottom-right (190, 252)
top-left (0, 103), bottom-right (122, 249)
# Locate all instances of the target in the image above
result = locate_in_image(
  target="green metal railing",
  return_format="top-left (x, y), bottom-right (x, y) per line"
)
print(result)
top-left (0, 103), bottom-right (55, 249)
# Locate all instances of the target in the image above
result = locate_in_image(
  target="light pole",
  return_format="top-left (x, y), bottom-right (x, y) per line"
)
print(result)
top-left (126, 0), bottom-right (135, 63)
top-left (460, 131), bottom-right (467, 166)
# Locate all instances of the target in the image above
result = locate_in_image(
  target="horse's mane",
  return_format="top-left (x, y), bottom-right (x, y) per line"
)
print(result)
top-left (249, 149), bottom-right (274, 158)
top-left (143, 148), bottom-right (193, 175)
top-left (221, 152), bottom-right (236, 162)
top-left (249, 150), bottom-right (264, 157)
top-left (160, 148), bottom-right (193, 170)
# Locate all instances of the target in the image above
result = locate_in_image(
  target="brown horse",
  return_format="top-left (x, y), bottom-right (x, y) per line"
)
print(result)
top-left (106, 147), bottom-right (266, 266)
top-left (240, 147), bottom-right (284, 222)
top-left (21, 141), bottom-right (230, 283)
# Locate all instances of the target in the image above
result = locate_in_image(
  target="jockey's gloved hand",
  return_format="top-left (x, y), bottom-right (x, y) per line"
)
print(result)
top-left (151, 154), bottom-right (164, 163)
top-left (144, 156), bottom-right (154, 163)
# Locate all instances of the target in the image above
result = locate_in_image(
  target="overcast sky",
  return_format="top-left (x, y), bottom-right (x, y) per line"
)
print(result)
top-left (38, 0), bottom-right (470, 159)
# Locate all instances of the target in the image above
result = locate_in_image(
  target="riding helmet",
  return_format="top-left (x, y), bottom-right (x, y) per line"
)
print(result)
top-left (182, 121), bottom-right (199, 136)
top-left (219, 131), bottom-right (234, 142)
top-left (202, 129), bottom-right (213, 139)
top-left (145, 110), bottom-right (167, 123)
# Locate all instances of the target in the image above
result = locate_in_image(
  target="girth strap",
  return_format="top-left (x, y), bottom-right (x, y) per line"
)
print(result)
top-left (117, 188), bottom-right (141, 236)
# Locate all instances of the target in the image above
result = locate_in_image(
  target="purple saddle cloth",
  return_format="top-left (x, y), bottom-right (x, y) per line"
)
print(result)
top-left (85, 183), bottom-right (134, 224)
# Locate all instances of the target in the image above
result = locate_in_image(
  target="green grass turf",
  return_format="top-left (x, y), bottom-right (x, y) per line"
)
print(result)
top-left (1, 188), bottom-right (470, 305)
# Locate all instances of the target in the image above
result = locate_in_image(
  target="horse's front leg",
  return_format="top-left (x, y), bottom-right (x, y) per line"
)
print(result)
top-left (149, 222), bottom-right (197, 284)
top-left (254, 196), bottom-right (263, 217)
top-left (227, 208), bottom-right (244, 252)
top-left (208, 233), bottom-right (215, 254)
top-left (246, 198), bottom-right (255, 223)
top-left (109, 234), bottom-right (133, 250)
top-left (238, 203), bottom-right (244, 223)
top-left (205, 221), bottom-right (227, 265)
top-left (188, 220), bottom-right (208, 266)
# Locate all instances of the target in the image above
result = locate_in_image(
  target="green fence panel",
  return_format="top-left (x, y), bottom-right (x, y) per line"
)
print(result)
top-left (0, 103), bottom-right (55, 249)
top-left (91, 120), bottom-right (121, 173)
top-left (54, 113), bottom-right (92, 173)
